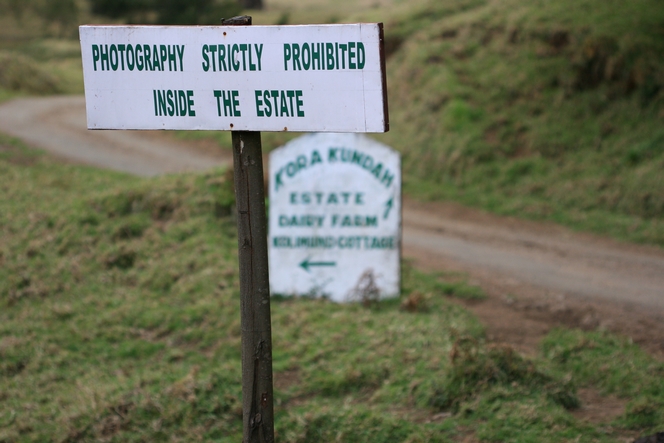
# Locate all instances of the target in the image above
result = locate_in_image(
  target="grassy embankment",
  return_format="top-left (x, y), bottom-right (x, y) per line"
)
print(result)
top-left (0, 0), bottom-right (85, 100)
top-left (215, 0), bottom-right (664, 247)
top-left (2, 136), bottom-right (664, 442)
top-left (1, 0), bottom-right (662, 246)
top-left (376, 0), bottom-right (664, 246)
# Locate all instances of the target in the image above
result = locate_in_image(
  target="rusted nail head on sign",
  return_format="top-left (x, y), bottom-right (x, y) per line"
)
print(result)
top-left (223, 32), bottom-right (227, 36)
top-left (230, 123), bottom-right (234, 129)
top-left (283, 127), bottom-right (288, 131)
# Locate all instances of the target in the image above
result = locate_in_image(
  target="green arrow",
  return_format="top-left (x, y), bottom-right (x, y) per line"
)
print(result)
top-left (300, 257), bottom-right (337, 272)
top-left (383, 196), bottom-right (394, 220)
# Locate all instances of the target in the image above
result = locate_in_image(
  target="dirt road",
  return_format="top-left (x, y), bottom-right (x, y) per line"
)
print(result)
top-left (1, 95), bottom-right (663, 357)
top-left (0, 96), bottom-right (226, 176)
top-left (403, 200), bottom-right (664, 358)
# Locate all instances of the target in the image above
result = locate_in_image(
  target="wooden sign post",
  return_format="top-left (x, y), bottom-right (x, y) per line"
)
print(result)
top-left (223, 16), bottom-right (275, 443)
top-left (232, 128), bottom-right (274, 442)
top-left (79, 17), bottom-right (388, 443)
top-left (221, 16), bottom-right (275, 443)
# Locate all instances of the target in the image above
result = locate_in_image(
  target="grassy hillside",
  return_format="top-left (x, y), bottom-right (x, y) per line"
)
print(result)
top-left (375, 0), bottom-right (664, 245)
top-left (2, 135), bottom-right (664, 442)
top-left (0, 40), bottom-right (84, 97)
top-left (187, 0), bottom-right (664, 246)
top-left (0, 0), bottom-right (662, 245)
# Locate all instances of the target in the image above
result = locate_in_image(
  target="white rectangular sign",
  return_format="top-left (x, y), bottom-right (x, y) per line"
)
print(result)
top-left (268, 133), bottom-right (401, 302)
top-left (79, 24), bottom-right (388, 133)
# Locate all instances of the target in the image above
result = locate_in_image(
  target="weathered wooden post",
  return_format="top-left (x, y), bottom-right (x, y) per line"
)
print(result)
top-left (232, 130), bottom-right (274, 443)
top-left (222, 16), bottom-right (274, 442)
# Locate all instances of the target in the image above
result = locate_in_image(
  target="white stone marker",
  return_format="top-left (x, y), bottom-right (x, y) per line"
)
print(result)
top-left (268, 133), bottom-right (401, 302)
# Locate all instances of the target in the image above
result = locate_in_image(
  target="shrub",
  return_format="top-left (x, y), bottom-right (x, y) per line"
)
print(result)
top-left (0, 52), bottom-right (60, 94)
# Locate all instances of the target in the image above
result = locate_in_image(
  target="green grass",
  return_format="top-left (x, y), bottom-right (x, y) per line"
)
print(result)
top-left (2, 136), bottom-right (663, 442)
top-left (542, 329), bottom-right (664, 434)
top-left (375, 0), bottom-right (664, 246)
top-left (168, 0), bottom-right (664, 247)
top-left (4, 0), bottom-right (662, 245)
top-left (0, 39), bottom-right (84, 97)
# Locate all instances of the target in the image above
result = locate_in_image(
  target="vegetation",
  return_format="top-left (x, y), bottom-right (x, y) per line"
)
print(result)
top-left (0, 0), bottom-right (79, 37)
top-left (1, 0), bottom-right (662, 247)
top-left (0, 52), bottom-right (61, 95)
top-left (375, 0), bottom-right (664, 245)
top-left (542, 329), bottom-right (664, 433)
top-left (0, 39), bottom-right (84, 98)
top-left (172, 0), bottom-right (664, 246)
top-left (89, 0), bottom-right (242, 25)
top-left (2, 136), bottom-right (663, 442)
